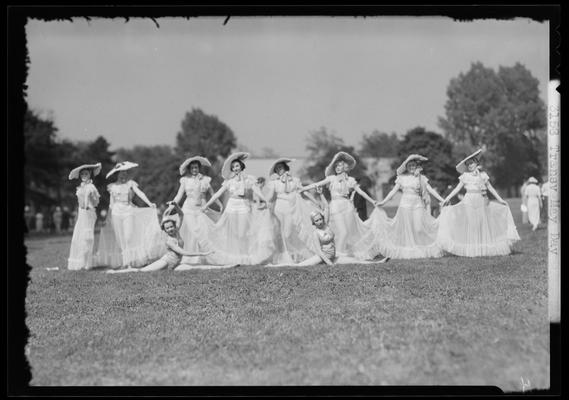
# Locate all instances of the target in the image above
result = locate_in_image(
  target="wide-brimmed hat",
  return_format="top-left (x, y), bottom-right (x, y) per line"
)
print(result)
top-left (221, 152), bottom-right (249, 179)
top-left (268, 158), bottom-right (295, 177)
top-left (527, 177), bottom-right (538, 184)
top-left (396, 154), bottom-right (428, 176)
top-left (324, 152), bottom-right (356, 177)
top-left (179, 156), bottom-right (212, 176)
top-left (456, 149), bottom-right (483, 174)
top-left (105, 161), bottom-right (139, 179)
top-left (68, 162), bottom-right (102, 180)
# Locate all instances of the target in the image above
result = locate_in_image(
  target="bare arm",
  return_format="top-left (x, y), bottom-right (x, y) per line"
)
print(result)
top-left (202, 186), bottom-right (227, 210)
top-left (299, 177), bottom-right (330, 193)
top-left (167, 241), bottom-right (211, 257)
top-left (354, 185), bottom-right (379, 207)
top-left (165, 201), bottom-right (184, 226)
top-left (172, 182), bottom-right (185, 205)
top-left (378, 183), bottom-right (401, 206)
top-left (132, 185), bottom-right (155, 207)
top-left (426, 184), bottom-right (445, 203)
top-left (442, 181), bottom-right (465, 206)
top-left (486, 182), bottom-right (507, 205)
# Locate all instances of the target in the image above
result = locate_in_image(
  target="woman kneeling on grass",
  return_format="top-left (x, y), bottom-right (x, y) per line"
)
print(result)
top-left (107, 202), bottom-right (212, 273)
top-left (296, 191), bottom-right (387, 266)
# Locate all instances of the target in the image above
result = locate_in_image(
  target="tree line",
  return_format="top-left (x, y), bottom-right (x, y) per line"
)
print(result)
top-left (24, 61), bottom-right (546, 213)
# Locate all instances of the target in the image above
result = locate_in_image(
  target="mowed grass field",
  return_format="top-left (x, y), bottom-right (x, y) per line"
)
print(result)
top-left (24, 198), bottom-right (549, 390)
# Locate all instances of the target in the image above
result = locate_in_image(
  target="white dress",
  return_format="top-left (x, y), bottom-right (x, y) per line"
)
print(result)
top-left (205, 173), bottom-right (276, 265)
top-left (437, 171), bottom-right (520, 257)
top-left (67, 181), bottom-right (100, 270)
top-left (323, 173), bottom-right (370, 257)
top-left (267, 173), bottom-right (317, 264)
top-left (359, 174), bottom-right (443, 259)
top-left (95, 180), bottom-right (165, 268)
top-left (176, 175), bottom-right (218, 264)
top-left (525, 184), bottom-right (541, 227)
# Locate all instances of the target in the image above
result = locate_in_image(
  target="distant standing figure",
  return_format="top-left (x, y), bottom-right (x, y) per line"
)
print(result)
top-left (524, 177), bottom-right (542, 231)
top-left (541, 180), bottom-right (549, 223)
top-left (352, 177), bottom-right (371, 221)
top-left (67, 163), bottom-right (102, 270)
top-left (35, 211), bottom-right (44, 233)
top-left (520, 179), bottom-right (529, 224)
top-left (53, 206), bottom-right (63, 233)
top-left (61, 206), bottom-right (71, 231)
top-left (24, 205), bottom-right (33, 232)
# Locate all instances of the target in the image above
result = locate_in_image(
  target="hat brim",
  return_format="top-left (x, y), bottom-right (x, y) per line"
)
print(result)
top-left (456, 149), bottom-right (483, 174)
top-left (106, 162), bottom-right (139, 179)
top-left (324, 152), bottom-right (356, 177)
top-left (68, 163), bottom-right (102, 180)
top-left (221, 152), bottom-right (250, 179)
top-left (268, 158), bottom-right (295, 177)
top-left (179, 156), bottom-right (212, 176)
top-left (396, 155), bottom-right (428, 176)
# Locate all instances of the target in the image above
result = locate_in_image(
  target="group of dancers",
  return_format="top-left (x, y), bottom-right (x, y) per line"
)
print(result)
top-left (66, 148), bottom-right (520, 272)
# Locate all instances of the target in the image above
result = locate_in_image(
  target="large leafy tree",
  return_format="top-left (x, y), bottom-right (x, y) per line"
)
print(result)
top-left (359, 130), bottom-right (400, 158)
top-left (438, 62), bottom-right (546, 195)
top-left (390, 127), bottom-right (456, 194)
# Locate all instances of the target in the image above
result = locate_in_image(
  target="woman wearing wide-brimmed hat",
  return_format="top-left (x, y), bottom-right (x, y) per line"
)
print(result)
top-left (360, 154), bottom-right (446, 259)
top-left (437, 149), bottom-right (520, 256)
top-left (95, 161), bottom-right (165, 269)
top-left (67, 163), bottom-right (102, 270)
top-left (167, 155), bottom-right (223, 265)
top-left (523, 177), bottom-right (542, 231)
top-left (299, 151), bottom-right (384, 258)
top-left (199, 152), bottom-right (276, 265)
top-left (263, 158), bottom-right (322, 264)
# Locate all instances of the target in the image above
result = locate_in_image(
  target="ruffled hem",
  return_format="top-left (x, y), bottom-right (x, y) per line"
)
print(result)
top-left (437, 237), bottom-right (517, 257)
top-left (355, 241), bottom-right (444, 260)
top-left (67, 257), bottom-right (94, 271)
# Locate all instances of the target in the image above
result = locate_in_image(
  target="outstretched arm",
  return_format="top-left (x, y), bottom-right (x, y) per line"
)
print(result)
top-left (202, 186), bottom-right (227, 211)
top-left (167, 241), bottom-right (212, 257)
top-left (172, 183), bottom-right (185, 205)
top-left (207, 187), bottom-right (224, 211)
top-left (354, 186), bottom-right (380, 207)
top-left (378, 183), bottom-right (401, 206)
top-left (299, 177), bottom-right (330, 193)
top-left (426, 184), bottom-right (445, 203)
top-left (486, 182), bottom-right (507, 205)
top-left (165, 201), bottom-right (184, 226)
top-left (442, 181), bottom-right (465, 206)
top-left (132, 186), bottom-right (155, 207)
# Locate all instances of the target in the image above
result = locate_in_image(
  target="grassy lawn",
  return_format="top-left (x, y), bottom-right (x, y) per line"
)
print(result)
top-left (24, 198), bottom-right (549, 390)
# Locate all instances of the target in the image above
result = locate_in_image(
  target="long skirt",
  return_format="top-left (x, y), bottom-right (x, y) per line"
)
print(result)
top-left (95, 205), bottom-right (165, 268)
top-left (204, 198), bottom-right (276, 265)
top-left (67, 208), bottom-right (97, 270)
top-left (328, 196), bottom-right (371, 257)
top-left (437, 193), bottom-right (520, 257)
top-left (356, 194), bottom-right (443, 259)
top-left (270, 193), bottom-right (318, 264)
top-left (527, 197), bottom-right (541, 227)
top-left (177, 203), bottom-right (218, 265)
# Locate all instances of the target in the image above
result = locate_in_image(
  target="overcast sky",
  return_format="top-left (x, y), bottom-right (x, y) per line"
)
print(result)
top-left (25, 16), bottom-right (549, 157)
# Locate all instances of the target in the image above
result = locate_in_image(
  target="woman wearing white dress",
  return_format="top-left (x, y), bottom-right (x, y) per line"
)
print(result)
top-left (523, 177), bottom-right (542, 231)
top-left (265, 158), bottom-right (319, 264)
top-left (200, 152), bottom-right (276, 265)
top-left (299, 151), bottom-right (382, 257)
top-left (438, 149), bottom-right (520, 257)
top-left (96, 161), bottom-right (165, 268)
top-left (67, 163), bottom-right (101, 270)
top-left (367, 155), bottom-right (446, 259)
top-left (170, 156), bottom-right (223, 265)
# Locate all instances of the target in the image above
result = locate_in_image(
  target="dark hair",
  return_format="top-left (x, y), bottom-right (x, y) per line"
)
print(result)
top-left (161, 219), bottom-right (176, 232)
top-left (257, 177), bottom-right (266, 184)
top-left (275, 162), bottom-right (290, 173)
top-left (232, 159), bottom-right (246, 171)
top-left (466, 157), bottom-right (479, 165)
top-left (79, 168), bottom-right (92, 177)
top-left (188, 161), bottom-right (202, 170)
